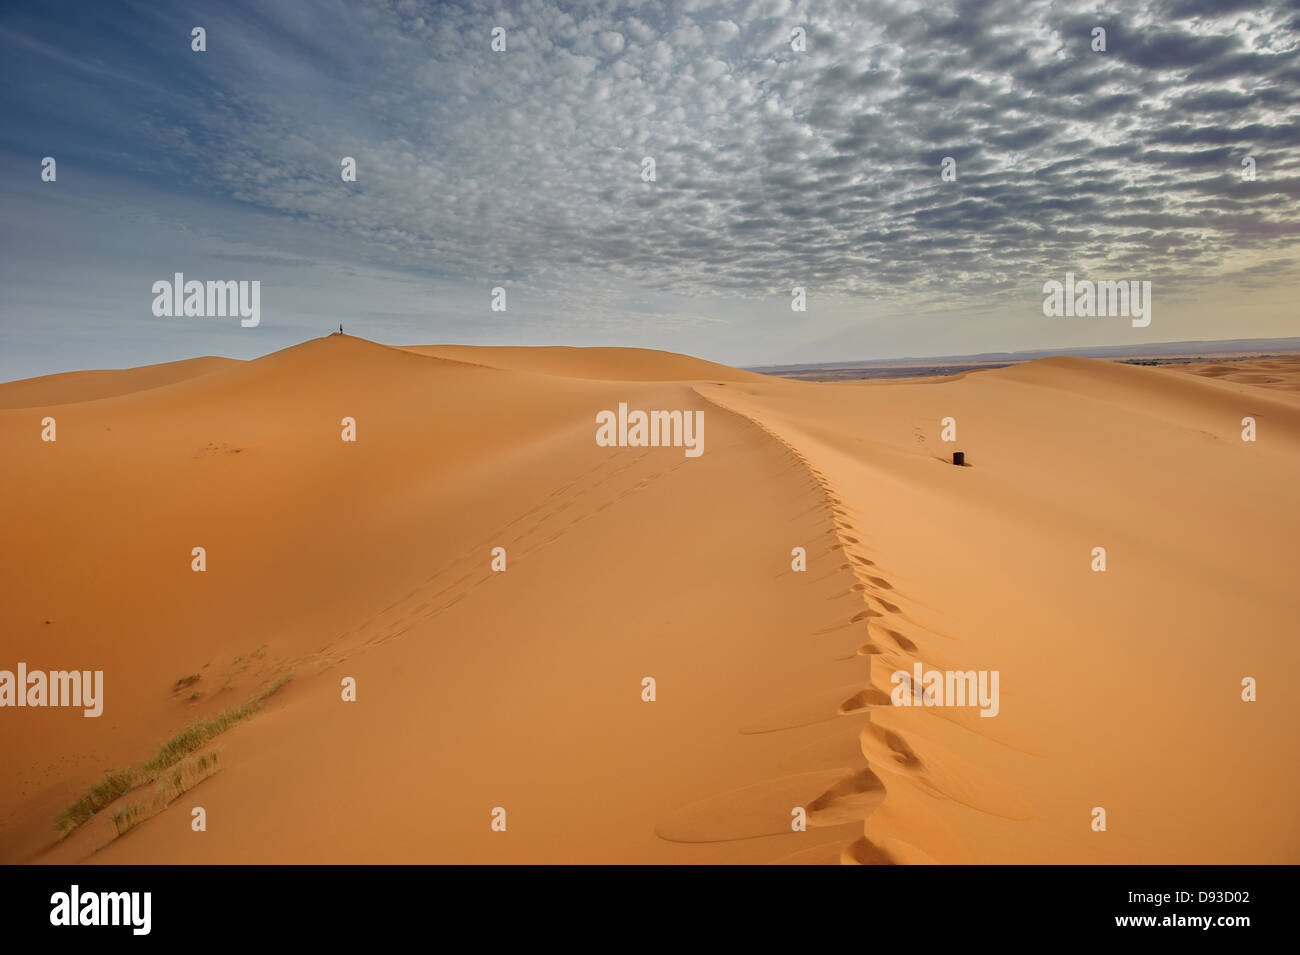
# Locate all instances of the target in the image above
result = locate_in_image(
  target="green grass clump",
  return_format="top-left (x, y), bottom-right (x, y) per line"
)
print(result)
top-left (111, 751), bottom-right (222, 839)
top-left (111, 801), bottom-right (149, 837)
top-left (55, 673), bottom-right (292, 835)
top-left (142, 674), bottom-right (290, 774)
top-left (55, 769), bottom-right (137, 833)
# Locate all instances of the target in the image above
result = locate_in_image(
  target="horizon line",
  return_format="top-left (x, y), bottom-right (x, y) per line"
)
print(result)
top-left (5, 332), bottom-right (1300, 386)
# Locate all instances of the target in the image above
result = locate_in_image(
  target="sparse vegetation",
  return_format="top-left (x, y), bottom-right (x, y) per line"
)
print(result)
top-left (56, 673), bottom-right (292, 835)
top-left (55, 769), bottom-right (136, 833)
top-left (111, 802), bottom-right (149, 837)
top-left (144, 674), bottom-right (291, 774)
top-left (110, 751), bottom-right (221, 840)
top-left (173, 673), bottom-right (200, 691)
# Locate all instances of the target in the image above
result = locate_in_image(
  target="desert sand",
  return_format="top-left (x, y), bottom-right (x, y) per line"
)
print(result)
top-left (1170, 357), bottom-right (1300, 394)
top-left (1, 340), bottom-right (1296, 864)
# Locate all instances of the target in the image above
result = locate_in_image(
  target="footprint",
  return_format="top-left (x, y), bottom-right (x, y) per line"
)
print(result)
top-left (837, 686), bottom-right (892, 714)
top-left (841, 835), bottom-right (936, 865)
top-left (656, 770), bottom-right (857, 843)
top-left (741, 683), bottom-right (875, 733)
top-left (806, 767), bottom-right (887, 827)
top-left (879, 627), bottom-right (917, 652)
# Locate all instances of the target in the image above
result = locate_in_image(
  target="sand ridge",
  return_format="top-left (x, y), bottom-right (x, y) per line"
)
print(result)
top-left (0, 356), bottom-right (240, 410)
top-left (1169, 356), bottom-right (1300, 394)
top-left (696, 357), bottom-right (1300, 863)
top-left (2, 336), bottom-right (1296, 863)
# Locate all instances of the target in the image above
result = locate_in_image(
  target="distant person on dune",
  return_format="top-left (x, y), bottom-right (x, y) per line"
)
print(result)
top-left (339, 323), bottom-right (343, 335)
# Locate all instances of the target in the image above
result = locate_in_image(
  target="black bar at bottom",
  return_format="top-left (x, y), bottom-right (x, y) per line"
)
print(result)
top-left (0, 863), bottom-right (1279, 942)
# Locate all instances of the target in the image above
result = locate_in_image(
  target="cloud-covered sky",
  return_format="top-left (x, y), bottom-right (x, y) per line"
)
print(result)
top-left (2, 0), bottom-right (1298, 380)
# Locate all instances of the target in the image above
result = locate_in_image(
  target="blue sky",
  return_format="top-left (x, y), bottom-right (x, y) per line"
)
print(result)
top-left (2, 0), bottom-right (1298, 381)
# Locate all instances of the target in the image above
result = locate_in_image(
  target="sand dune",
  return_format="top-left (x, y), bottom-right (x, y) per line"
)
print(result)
top-left (700, 357), bottom-right (1300, 863)
top-left (0, 356), bottom-right (239, 410)
top-left (398, 344), bottom-right (765, 382)
top-left (1170, 356), bottom-right (1300, 394)
top-left (2, 336), bottom-right (1296, 863)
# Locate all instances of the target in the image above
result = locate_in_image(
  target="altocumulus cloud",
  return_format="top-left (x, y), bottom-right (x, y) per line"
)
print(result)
top-left (1, 0), bottom-right (1298, 376)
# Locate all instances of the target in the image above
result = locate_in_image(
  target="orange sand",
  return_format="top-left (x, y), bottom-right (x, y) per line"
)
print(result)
top-left (1, 340), bottom-right (1296, 863)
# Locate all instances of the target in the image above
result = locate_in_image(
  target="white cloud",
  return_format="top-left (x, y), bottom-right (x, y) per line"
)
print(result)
top-left (701, 19), bottom-right (740, 43)
top-left (595, 30), bottom-right (625, 54)
top-left (5, 0), bottom-right (1299, 372)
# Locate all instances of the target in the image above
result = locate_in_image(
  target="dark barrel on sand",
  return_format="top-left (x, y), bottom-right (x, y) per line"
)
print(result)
top-left (952, 451), bottom-right (965, 466)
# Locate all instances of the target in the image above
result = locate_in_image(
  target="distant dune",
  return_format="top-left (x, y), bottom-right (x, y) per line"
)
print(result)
top-left (398, 344), bottom-right (766, 382)
top-left (1170, 357), bottom-right (1300, 394)
top-left (2, 336), bottom-right (1296, 864)
top-left (0, 356), bottom-right (239, 410)
top-left (751, 338), bottom-right (1300, 382)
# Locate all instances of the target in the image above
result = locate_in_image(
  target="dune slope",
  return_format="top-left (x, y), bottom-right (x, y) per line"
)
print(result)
top-left (698, 356), bottom-right (1300, 863)
top-left (398, 344), bottom-right (766, 383)
top-left (1, 339), bottom-right (1295, 863)
top-left (0, 356), bottom-right (239, 410)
